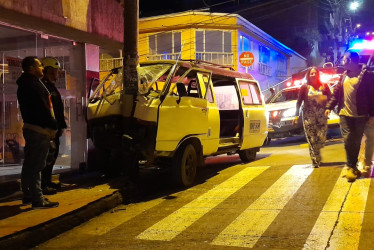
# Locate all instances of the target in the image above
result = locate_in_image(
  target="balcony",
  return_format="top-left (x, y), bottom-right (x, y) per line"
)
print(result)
top-left (99, 58), bottom-right (122, 71)
top-left (147, 53), bottom-right (180, 61)
top-left (195, 52), bottom-right (233, 66)
top-left (258, 62), bottom-right (272, 76)
top-left (275, 70), bottom-right (287, 78)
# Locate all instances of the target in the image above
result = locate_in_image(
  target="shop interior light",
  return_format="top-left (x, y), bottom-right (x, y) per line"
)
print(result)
top-left (286, 81), bottom-right (292, 87)
top-left (272, 110), bottom-right (279, 117)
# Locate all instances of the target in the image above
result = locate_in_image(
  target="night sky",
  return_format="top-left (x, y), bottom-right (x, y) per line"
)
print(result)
top-left (139, 0), bottom-right (374, 39)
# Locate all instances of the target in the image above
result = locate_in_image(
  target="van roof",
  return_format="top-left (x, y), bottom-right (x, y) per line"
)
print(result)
top-left (140, 60), bottom-right (255, 81)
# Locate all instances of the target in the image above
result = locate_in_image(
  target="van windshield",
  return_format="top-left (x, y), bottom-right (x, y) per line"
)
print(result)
top-left (89, 64), bottom-right (172, 102)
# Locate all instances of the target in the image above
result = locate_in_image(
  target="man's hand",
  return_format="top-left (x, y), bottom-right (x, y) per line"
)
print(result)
top-left (325, 109), bottom-right (331, 118)
top-left (292, 116), bottom-right (299, 125)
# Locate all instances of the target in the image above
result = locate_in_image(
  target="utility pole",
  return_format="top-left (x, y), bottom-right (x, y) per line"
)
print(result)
top-left (122, 0), bottom-right (139, 116)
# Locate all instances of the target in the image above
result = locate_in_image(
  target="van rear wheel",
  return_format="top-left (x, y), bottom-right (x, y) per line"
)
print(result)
top-left (173, 144), bottom-right (197, 187)
top-left (238, 148), bottom-right (257, 162)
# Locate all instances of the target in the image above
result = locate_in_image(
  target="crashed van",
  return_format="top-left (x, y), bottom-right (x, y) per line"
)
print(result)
top-left (87, 60), bottom-right (268, 187)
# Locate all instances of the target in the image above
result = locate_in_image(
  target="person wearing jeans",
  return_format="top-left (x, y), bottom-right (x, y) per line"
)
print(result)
top-left (17, 56), bottom-right (59, 208)
top-left (21, 129), bottom-right (51, 204)
top-left (325, 51), bottom-right (374, 182)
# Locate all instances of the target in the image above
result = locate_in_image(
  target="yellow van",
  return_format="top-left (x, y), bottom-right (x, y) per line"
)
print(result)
top-left (87, 60), bottom-right (268, 187)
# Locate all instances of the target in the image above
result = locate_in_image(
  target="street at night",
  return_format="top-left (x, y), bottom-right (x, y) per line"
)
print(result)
top-left (35, 136), bottom-right (374, 250)
top-left (1, 0), bottom-right (374, 249)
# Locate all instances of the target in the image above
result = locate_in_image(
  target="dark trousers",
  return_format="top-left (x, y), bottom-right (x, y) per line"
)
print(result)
top-left (340, 115), bottom-right (368, 168)
top-left (41, 136), bottom-right (60, 188)
top-left (21, 129), bottom-right (50, 202)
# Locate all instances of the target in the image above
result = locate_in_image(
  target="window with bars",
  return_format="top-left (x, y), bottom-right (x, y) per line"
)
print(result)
top-left (195, 30), bottom-right (233, 65)
top-left (148, 32), bottom-right (181, 59)
top-left (195, 30), bottom-right (232, 53)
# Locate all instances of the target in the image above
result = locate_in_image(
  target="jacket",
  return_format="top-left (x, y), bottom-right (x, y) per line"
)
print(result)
top-left (16, 73), bottom-right (58, 130)
top-left (326, 68), bottom-right (374, 117)
top-left (42, 78), bottom-right (67, 130)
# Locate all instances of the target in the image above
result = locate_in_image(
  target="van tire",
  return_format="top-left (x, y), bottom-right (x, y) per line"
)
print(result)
top-left (173, 144), bottom-right (197, 187)
top-left (238, 148), bottom-right (257, 162)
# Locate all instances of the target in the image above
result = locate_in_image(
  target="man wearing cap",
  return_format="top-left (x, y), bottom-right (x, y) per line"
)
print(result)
top-left (40, 57), bottom-right (67, 194)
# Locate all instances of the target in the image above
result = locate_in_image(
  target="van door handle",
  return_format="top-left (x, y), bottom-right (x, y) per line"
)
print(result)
top-left (201, 107), bottom-right (208, 113)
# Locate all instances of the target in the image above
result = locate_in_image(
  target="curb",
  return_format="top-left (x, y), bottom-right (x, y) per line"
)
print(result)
top-left (0, 190), bottom-right (124, 249)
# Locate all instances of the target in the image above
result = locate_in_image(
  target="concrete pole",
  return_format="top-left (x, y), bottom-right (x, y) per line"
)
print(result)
top-left (122, 0), bottom-right (139, 116)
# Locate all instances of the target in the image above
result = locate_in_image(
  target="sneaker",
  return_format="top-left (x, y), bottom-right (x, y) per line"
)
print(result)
top-left (346, 167), bottom-right (361, 183)
top-left (312, 159), bottom-right (319, 168)
top-left (361, 166), bottom-right (371, 178)
top-left (32, 198), bottom-right (59, 209)
top-left (42, 186), bottom-right (57, 195)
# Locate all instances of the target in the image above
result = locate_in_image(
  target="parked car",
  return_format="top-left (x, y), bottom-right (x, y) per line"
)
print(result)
top-left (266, 85), bottom-right (340, 139)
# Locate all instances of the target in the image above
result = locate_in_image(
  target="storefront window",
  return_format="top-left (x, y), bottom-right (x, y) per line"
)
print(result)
top-left (0, 24), bottom-right (79, 173)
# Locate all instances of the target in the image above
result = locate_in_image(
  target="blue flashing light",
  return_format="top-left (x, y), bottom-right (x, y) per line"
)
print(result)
top-left (350, 39), bottom-right (374, 50)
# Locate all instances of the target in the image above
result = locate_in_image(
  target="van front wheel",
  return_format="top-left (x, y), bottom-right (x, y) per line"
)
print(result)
top-left (238, 148), bottom-right (257, 162)
top-left (173, 144), bottom-right (197, 187)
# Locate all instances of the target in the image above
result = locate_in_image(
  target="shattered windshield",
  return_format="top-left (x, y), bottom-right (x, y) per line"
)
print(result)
top-left (89, 64), bottom-right (172, 101)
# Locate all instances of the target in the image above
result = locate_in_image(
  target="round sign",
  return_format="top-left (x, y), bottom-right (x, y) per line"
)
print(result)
top-left (239, 51), bottom-right (254, 67)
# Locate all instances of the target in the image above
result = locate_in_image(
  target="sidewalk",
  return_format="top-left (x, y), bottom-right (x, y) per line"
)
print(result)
top-left (0, 170), bottom-right (128, 249)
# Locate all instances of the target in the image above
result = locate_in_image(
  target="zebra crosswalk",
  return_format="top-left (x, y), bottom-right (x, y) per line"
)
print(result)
top-left (134, 164), bottom-right (372, 249)
top-left (39, 163), bottom-right (374, 249)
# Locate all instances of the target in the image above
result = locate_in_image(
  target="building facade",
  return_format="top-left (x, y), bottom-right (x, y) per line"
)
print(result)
top-left (137, 12), bottom-right (306, 92)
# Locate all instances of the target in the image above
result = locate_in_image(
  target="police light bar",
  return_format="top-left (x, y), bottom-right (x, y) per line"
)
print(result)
top-left (350, 39), bottom-right (374, 50)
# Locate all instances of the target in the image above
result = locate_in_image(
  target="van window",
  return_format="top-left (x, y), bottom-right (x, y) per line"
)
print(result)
top-left (239, 81), bottom-right (262, 105)
top-left (169, 70), bottom-right (206, 98)
top-left (214, 85), bottom-right (239, 110)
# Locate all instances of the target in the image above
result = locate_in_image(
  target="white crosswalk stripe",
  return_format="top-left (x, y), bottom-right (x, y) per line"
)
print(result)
top-left (136, 166), bottom-right (269, 241)
top-left (134, 164), bottom-right (371, 249)
top-left (211, 164), bottom-right (313, 248)
top-left (303, 169), bottom-right (371, 250)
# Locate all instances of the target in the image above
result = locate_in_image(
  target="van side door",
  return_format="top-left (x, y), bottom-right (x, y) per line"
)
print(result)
top-left (156, 69), bottom-right (210, 152)
top-left (197, 72), bottom-right (220, 155)
top-left (237, 79), bottom-right (268, 149)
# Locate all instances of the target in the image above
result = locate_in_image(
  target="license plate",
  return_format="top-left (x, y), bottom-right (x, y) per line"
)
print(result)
top-left (250, 120), bottom-right (261, 133)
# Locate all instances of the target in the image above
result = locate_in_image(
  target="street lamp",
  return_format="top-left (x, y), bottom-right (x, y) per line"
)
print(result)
top-left (349, 1), bottom-right (360, 11)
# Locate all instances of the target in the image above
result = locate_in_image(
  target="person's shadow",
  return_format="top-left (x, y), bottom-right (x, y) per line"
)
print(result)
top-left (0, 204), bottom-right (32, 220)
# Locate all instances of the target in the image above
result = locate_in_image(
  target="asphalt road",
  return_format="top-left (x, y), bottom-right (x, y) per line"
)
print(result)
top-left (36, 136), bottom-right (374, 250)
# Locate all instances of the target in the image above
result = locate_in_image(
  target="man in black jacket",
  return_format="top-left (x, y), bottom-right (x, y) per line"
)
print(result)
top-left (325, 51), bottom-right (374, 182)
top-left (40, 57), bottom-right (67, 194)
top-left (17, 56), bottom-right (59, 208)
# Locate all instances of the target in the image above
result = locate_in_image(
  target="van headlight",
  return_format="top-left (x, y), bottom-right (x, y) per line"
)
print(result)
top-left (282, 107), bottom-right (296, 118)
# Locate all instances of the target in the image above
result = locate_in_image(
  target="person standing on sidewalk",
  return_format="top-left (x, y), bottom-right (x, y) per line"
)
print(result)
top-left (17, 56), bottom-right (59, 208)
top-left (294, 67), bottom-right (331, 168)
top-left (325, 51), bottom-right (374, 182)
top-left (40, 57), bottom-right (67, 195)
